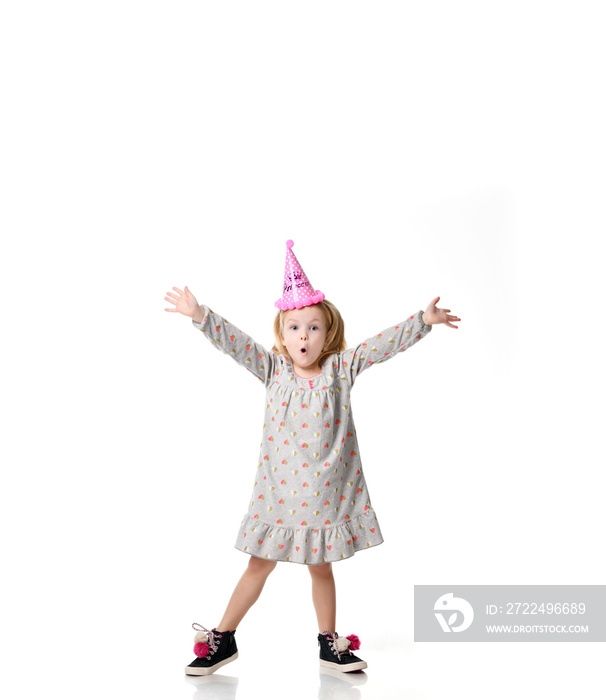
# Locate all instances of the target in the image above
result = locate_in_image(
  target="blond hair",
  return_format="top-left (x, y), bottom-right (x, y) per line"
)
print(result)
top-left (271, 299), bottom-right (347, 368)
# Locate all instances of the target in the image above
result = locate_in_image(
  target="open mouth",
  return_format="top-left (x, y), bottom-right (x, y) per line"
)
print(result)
top-left (300, 348), bottom-right (307, 354)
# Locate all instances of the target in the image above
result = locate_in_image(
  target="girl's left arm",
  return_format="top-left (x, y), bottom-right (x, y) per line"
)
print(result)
top-left (338, 310), bottom-right (432, 387)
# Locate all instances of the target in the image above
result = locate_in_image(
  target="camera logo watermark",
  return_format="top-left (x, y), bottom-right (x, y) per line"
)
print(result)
top-left (434, 593), bottom-right (474, 632)
top-left (415, 585), bottom-right (606, 642)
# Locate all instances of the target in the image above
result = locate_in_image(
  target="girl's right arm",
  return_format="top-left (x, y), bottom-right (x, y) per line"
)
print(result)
top-left (192, 304), bottom-right (278, 387)
top-left (164, 285), bottom-right (278, 387)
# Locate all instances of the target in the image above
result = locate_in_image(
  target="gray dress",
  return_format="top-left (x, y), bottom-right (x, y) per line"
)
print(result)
top-left (192, 305), bottom-right (432, 565)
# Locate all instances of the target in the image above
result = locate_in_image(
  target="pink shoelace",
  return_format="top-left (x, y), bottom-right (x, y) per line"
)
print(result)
top-left (192, 623), bottom-right (221, 655)
top-left (321, 630), bottom-right (349, 661)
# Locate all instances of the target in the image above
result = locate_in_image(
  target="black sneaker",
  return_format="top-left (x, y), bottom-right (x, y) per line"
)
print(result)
top-left (185, 624), bottom-right (239, 676)
top-left (318, 631), bottom-right (367, 672)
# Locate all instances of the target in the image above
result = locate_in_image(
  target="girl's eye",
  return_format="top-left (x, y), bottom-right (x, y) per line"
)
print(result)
top-left (311, 326), bottom-right (318, 331)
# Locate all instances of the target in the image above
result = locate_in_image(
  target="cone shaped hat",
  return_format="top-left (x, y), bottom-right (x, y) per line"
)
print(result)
top-left (275, 240), bottom-right (325, 310)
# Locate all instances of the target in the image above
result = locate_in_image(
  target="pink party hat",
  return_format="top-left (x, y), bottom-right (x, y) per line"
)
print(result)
top-left (275, 240), bottom-right (325, 310)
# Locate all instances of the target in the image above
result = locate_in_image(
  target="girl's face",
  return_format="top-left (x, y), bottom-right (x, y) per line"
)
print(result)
top-left (281, 305), bottom-right (328, 376)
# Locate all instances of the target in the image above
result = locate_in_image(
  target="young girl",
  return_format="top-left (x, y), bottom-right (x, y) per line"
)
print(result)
top-left (164, 240), bottom-right (460, 676)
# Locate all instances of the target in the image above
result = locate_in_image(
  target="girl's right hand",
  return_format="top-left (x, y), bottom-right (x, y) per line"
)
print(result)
top-left (164, 286), bottom-right (202, 320)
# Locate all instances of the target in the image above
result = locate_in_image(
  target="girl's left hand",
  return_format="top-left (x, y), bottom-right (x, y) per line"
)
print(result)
top-left (423, 297), bottom-right (461, 328)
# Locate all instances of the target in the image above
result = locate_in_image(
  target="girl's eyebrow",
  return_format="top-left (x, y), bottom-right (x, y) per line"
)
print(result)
top-left (287, 318), bottom-right (322, 323)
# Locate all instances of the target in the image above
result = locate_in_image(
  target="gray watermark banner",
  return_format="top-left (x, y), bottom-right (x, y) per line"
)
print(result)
top-left (414, 585), bottom-right (606, 642)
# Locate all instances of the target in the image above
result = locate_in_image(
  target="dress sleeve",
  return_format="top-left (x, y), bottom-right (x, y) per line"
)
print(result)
top-left (192, 304), bottom-right (278, 387)
top-left (338, 309), bottom-right (432, 387)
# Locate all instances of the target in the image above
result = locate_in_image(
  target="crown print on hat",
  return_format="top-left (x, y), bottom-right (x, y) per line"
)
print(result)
top-left (275, 240), bottom-right (325, 310)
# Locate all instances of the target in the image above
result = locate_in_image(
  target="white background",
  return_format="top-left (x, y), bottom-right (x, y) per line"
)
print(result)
top-left (1, 2), bottom-right (605, 699)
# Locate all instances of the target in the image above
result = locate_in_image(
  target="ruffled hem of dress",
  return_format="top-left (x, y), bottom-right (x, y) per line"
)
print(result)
top-left (233, 509), bottom-right (384, 565)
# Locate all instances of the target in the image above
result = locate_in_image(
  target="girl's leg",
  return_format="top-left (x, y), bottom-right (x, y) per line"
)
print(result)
top-left (308, 562), bottom-right (336, 633)
top-left (216, 555), bottom-right (277, 631)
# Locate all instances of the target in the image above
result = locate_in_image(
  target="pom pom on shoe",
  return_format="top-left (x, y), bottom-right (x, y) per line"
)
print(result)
top-left (194, 631), bottom-right (209, 644)
top-left (346, 634), bottom-right (361, 651)
top-left (193, 642), bottom-right (210, 658)
top-left (336, 636), bottom-right (351, 652)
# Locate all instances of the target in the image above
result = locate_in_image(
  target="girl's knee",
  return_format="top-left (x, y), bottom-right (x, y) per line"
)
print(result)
top-left (247, 555), bottom-right (277, 575)
top-left (308, 562), bottom-right (332, 577)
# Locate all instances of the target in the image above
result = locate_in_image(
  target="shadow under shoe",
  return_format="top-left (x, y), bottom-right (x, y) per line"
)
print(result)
top-left (185, 627), bottom-right (239, 676)
top-left (318, 631), bottom-right (368, 672)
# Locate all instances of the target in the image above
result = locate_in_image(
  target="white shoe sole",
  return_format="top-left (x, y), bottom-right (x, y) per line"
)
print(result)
top-left (185, 651), bottom-right (239, 676)
top-left (320, 658), bottom-right (367, 672)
